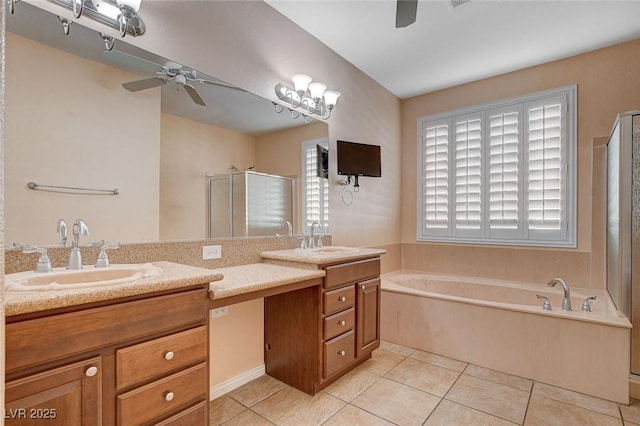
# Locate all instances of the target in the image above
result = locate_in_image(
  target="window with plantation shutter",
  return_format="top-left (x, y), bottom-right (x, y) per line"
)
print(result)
top-left (417, 86), bottom-right (576, 247)
top-left (301, 139), bottom-right (329, 233)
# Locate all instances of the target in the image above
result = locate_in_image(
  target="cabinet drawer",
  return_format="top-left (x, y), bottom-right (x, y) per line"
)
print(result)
top-left (117, 363), bottom-right (207, 426)
top-left (7, 287), bottom-right (208, 374)
top-left (155, 401), bottom-right (207, 426)
top-left (323, 308), bottom-right (355, 341)
top-left (323, 285), bottom-right (355, 315)
top-left (117, 326), bottom-right (207, 389)
top-left (324, 258), bottom-right (380, 290)
top-left (323, 331), bottom-right (355, 378)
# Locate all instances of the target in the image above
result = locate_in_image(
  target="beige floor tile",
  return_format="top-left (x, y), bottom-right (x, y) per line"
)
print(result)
top-left (379, 340), bottom-right (415, 356)
top-left (464, 364), bottom-right (533, 392)
top-left (221, 409), bottom-right (274, 426)
top-left (445, 374), bottom-right (529, 424)
top-left (352, 378), bottom-right (440, 426)
top-left (228, 375), bottom-right (287, 408)
top-left (385, 357), bottom-right (460, 397)
top-left (322, 404), bottom-right (395, 426)
top-left (323, 367), bottom-right (380, 402)
top-left (358, 348), bottom-right (406, 376)
top-left (425, 399), bottom-right (518, 426)
top-left (621, 399), bottom-right (640, 424)
top-left (251, 386), bottom-right (345, 426)
top-left (410, 350), bottom-right (468, 372)
top-left (210, 396), bottom-right (247, 425)
top-left (533, 382), bottom-right (621, 418)
top-left (625, 422), bottom-right (640, 426)
top-left (525, 394), bottom-right (622, 426)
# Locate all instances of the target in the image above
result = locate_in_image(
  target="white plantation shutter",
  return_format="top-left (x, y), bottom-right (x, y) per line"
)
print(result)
top-left (488, 107), bottom-right (521, 237)
top-left (301, 139), bottom-right (329, 233)
top-left (423, 120), bottom-right (450, 234)
top-left (526, 98), bottom-right (566, 240)
top-left (417, 86), bottom-right (575, 247)
top-left (454, 115), bottom-right (482, 235)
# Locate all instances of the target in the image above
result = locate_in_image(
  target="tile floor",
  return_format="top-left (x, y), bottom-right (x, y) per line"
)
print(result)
top-left (210, 340), bottom-right (640, 425)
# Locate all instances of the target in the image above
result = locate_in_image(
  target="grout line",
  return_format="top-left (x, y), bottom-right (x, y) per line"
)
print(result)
top-left (522, 382), bottom-right (534, 426)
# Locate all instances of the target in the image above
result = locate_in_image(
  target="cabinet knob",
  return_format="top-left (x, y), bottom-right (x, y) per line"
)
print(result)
top-left (164, 351), bottom-right (175, 361)
top-left (361, 284), bottom-right (366, 291)
top-left (338, 296), bottom-right (347, 302)
top-left (338, 350), bottom-right (346, 356)
top-left (339, 320), bottom-right (346, 326)
top-left (164, 391), bottom-right (175, 402)
top-left (85, 366), bottom-right (98, 377)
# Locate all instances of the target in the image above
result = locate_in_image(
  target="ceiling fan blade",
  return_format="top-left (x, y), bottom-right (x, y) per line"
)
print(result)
top-left (183, 83), bottom-right (207, 106)
top-left (396, 0), bottom-right (418, 28)
top-left (104, 49), bottom-right (164, 73)
top-left (122, 77), bottom-right (167, 92)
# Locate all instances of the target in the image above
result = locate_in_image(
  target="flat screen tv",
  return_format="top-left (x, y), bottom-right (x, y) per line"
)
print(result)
top-left (337, 140), bottom-right (381, 177)
top-left (316, 144), bottom-right (328, 179)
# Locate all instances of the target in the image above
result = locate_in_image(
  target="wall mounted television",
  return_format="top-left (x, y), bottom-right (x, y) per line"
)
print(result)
top-left (316, 144), bottom-right (328, 179)
top-left (337, 140), bottom-right (382, 177)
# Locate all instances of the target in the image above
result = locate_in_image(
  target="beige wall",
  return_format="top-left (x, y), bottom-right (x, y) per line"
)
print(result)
top-left (5, 33), bottom-right (161, 245)
top-left (160, 113), bottom-right (256, 240)
top-left (401, 39), bottom-right (640, 289)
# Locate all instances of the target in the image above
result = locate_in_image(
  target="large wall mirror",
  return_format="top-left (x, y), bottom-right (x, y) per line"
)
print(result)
top-left (5, 1), bottom-right (328, 247)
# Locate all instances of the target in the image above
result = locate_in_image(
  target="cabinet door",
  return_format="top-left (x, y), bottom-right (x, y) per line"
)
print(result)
top-left (356, 277), bottom-right (380, 358)
top-left (6, 357), bottom-right (102, 426)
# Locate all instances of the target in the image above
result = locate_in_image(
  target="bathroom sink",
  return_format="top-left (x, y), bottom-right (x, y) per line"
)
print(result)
top-left (309, 246), bottom-right (360, 255)
top-left (5, 263), bottom-right (163, 292)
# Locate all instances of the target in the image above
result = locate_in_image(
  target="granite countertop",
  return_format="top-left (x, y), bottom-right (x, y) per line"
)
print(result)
top-left (260, 246), bottom-right (386, 266)
top-left (5, 261), bottom-right (223, 316)
top-left (209, 263), bottom-right (326, 300)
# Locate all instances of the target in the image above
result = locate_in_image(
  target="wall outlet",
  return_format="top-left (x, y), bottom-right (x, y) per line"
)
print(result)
top-left (211, 306), bottom-right (229, 318)
top-left (203, 245), bottom-right (222, 260)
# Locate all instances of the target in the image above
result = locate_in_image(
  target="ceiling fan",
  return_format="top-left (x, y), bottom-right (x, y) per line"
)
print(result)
top-left (395, 0), bottom-right (470, 28)
top-left (104, 49), bottom-right (243, 107)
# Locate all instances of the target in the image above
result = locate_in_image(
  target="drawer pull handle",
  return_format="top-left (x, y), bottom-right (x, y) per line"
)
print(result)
top-left (164, 351), bottom-right (175, 361)
top-left (339, 320), bottom-right (346, 326)
top-left (164, 391), bottom-right (175, 402)
top-left (338, 350), bottom-right (346, 356)
top-left (85, 366), bottom-right (98, 377)
top-left (338, 296), bottom-right (347, 302)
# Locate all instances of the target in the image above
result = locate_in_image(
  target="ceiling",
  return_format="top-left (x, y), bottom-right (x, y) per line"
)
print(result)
top-left (266, 0), bottom-right (640, 99)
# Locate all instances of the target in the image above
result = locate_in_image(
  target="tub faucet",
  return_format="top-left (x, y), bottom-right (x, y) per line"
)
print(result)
top-left (309, 221), bottom-right (324, 249)
top-left (67, 219), bottom-right (89, 270)
top-left (547, 277), bottom-right (571, 311)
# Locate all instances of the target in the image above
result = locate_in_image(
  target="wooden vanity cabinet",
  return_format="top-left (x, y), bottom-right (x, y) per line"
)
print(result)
top-left (265, 257), bottom-right (380, 395)
top-left (5, 285), bottom-right (210, 426)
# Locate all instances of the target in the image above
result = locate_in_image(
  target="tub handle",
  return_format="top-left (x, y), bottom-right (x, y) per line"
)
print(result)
top-left (536, 294), bottom-right (552, 311)
top-left (581, 296), bottom-right (597, 312)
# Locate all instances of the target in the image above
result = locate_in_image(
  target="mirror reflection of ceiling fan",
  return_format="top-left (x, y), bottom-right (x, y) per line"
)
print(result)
top-left (395, 0), bottom-right (470, 28)
top-left (104, 49), bottom-right (244, 106)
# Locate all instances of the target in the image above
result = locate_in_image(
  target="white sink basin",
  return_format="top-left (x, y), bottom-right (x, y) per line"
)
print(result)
top-left (5, 263), bottom-right (163, 292)
top-left (308, 246), bottom-right (360, 255)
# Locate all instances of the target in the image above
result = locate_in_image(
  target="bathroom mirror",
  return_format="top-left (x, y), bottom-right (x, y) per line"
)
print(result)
top-left (5, 1), bottom-right (328, 246)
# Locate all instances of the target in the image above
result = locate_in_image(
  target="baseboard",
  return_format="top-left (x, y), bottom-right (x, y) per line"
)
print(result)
top-left (209, 364), bottom-right (266, 401)
top-left (630, 374), bottom-right (640, 401)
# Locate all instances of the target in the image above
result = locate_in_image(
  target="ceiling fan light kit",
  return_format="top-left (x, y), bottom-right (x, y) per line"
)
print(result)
top-left (14, 0), bottom-right (146, 37)
top-left (274, 74), bottom-right (341, 120)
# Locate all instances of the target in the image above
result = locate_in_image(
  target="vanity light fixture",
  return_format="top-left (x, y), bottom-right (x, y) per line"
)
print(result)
top-left (11, 0), bottom-right (146, 37)
top-left (274, 74), bottom-right (341, 120)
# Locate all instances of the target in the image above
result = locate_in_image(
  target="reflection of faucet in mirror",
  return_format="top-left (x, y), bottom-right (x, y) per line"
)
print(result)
top-left (57, 219), bottom-right (68, 247)
top-left (67, 219), bottom-right (89, 270)
top-left (309, 221), bottom-right (324, 249)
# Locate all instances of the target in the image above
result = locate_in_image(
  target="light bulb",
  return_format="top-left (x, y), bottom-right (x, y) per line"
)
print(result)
top-left (117, 0), bottom-right (141, 12)
top-left (323, 90), bottom-right (341, 108)
top-left (309, 82), bottom-right (327, 101)
top-left (291, 74), bottom-right (312, 95)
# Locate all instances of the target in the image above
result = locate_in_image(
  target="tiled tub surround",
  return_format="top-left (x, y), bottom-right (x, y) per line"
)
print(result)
top-left (380, 271), bottom-right (631, 403)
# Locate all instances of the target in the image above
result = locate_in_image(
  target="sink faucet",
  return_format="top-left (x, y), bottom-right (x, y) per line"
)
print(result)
top-left (57, 219), bottom-right (67, 247)
top-left (67, 219), bottom-right (89, 270)
top-left (309, 221), bottom-right (324, 249)
top-left (285, 221), bottom-right (293, 236)
top-left (547, 277), bottom-right (571, 311)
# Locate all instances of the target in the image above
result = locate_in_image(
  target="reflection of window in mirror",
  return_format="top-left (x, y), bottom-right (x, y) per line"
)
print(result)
top-left (301, 139), bottom-right (329, 234)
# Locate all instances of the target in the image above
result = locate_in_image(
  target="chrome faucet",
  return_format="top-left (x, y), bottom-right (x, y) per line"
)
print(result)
top-left (67, 219), bottom-right (89, 270)
top-left (14, 243), bottom-right (53, 273)
top-left (309, 221), bottom-right (324, 249)
top-left (547, 277), bottom-right (571, 311)
top-left (57, 219), bottom-right (68, 247)
top-left (285, 221), bottom-right (293, 237)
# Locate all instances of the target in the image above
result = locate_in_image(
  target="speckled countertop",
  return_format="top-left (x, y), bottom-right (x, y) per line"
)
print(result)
top-left (260, 247), bottom-right (386, 266)
top-left (5, 261), bottom-right (223, 317)
top-left (209, 263), bottom-right (326, 300)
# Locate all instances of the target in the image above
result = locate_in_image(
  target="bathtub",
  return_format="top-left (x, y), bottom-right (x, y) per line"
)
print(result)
top-left (380, 270), bottom-right (632, 403)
